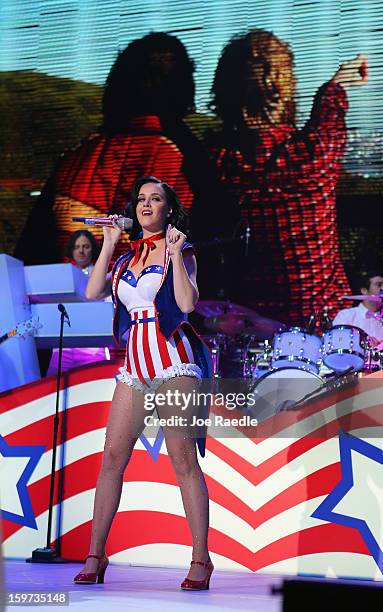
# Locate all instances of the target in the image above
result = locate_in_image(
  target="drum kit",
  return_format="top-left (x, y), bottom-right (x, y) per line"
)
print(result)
top-left (197, 297), bottom-right (383, 420)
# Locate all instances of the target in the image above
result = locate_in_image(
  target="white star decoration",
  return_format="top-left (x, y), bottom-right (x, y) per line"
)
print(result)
top-left (312, 432), bottom-right (383, 574)
top-left (333, 450), bottom-right (383, 551)
top-left (0, 435), bottom-right (45, 528)
top-left (0, 456), bottom-right (30, 515)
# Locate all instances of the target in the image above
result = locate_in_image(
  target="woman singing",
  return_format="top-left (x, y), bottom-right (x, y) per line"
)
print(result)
top-left (74, 176), bottom-right (213, 590)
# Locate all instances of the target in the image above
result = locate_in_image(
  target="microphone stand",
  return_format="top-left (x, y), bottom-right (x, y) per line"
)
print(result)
top-left (27, 304), bottom-right (70, 563)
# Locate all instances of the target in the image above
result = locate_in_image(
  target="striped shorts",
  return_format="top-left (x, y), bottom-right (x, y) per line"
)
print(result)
top-left (117, 306), bottom-right (202, 393)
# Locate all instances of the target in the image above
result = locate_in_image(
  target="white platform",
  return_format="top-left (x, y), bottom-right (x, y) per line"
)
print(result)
top-left (4, 560), bottom-right (281, 611)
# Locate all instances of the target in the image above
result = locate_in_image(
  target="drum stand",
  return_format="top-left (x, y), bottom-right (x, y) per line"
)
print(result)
top-left (211, 343), bottom-right (221, 379)
top-left (254, 339), bottom-right (273, 377)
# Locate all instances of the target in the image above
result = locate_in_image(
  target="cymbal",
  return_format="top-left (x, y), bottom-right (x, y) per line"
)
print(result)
top-left (204, 312), bottom-right (284, 339)
top-left (342, 294), bottom-right (383, 303)
top-left (250, 313), bottom-right (286, 336)
top-left (195, 300), bottom-right (258, 318)
top-left (204, 313), bottom-right (250, 336)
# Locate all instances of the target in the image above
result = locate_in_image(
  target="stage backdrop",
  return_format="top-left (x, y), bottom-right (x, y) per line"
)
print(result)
top-left (1, 363), bottom-right (383, 580)
top-left (1, 0), bottom-right (383, 289)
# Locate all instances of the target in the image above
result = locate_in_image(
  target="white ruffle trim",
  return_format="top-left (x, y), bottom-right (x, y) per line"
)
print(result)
top-left (117, 363), bottom-right (202, 391)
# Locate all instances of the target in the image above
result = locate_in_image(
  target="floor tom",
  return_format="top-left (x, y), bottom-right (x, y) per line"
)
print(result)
top-left (322, 325), bottom-right (367, 372)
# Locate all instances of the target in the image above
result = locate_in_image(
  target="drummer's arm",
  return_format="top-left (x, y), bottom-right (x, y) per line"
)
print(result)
top-left (369, 336), bottom-right (380, 348)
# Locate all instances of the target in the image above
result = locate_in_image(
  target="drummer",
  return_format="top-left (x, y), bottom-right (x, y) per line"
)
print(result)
top-left (333, 272), bottom-right (383, 346)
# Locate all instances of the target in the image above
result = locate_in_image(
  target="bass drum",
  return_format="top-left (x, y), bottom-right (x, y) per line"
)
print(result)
top-left (248, 367), bottom-right (323, 425)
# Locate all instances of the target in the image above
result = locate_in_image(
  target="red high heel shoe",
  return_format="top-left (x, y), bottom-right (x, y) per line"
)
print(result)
top-left (180, 559), bottom-right (214, 591)
top-left (74, 554), bottom-right (109, 585)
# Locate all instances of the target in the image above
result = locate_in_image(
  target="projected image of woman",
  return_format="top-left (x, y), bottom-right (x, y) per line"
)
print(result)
top-left (15, 31), bottom-right (233, 299)
top-left (15, 34), bottom-right (196, 263)
top-left (208, 29), bottom-right (368, 324)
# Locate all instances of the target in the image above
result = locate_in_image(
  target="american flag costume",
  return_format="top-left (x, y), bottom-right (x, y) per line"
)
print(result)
top-left (115, 246), bottom-right (202, 392)
top-left (111, 239), bottom-right (212, 456)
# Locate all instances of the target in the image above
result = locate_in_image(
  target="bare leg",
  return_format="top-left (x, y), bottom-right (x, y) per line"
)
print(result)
top-left (157, 376), bottom-right (212, 581)
top-left (81, 381), bottom-right (149, 573)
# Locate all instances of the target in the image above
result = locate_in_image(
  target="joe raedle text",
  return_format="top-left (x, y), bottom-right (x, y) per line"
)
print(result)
top-left (144, 414), bottom-right (258, 427)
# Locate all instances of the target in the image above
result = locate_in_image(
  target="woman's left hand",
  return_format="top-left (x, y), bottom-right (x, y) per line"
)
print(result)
top-left (166, 224), bottom-right (187, 255)
top-left (333, 53), bottom-right (368, 88)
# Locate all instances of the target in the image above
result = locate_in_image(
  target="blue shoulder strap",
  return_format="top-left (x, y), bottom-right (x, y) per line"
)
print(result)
top-left (182, 240), bottom-right (194, 252)
top-left (111, 251), bottom-right (132, 276)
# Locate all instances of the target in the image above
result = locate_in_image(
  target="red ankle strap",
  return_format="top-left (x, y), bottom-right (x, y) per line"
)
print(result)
top-left (191, 560), bottom-right (211, 568)
top-left (86, 554), bottom-right (103, 560)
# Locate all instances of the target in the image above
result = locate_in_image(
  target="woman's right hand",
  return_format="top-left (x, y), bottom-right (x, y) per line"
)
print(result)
top-left (102, 215), bottom-right (123, 250)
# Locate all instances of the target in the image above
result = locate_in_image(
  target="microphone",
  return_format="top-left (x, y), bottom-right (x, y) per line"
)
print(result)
top-left (72, 216), bottom-right (133, 231)
top-left (58, 303), bottom-right (71, 327)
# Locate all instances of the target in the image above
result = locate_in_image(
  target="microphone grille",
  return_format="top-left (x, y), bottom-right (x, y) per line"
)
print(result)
top-left (118, 217), bottom-right (133, 231)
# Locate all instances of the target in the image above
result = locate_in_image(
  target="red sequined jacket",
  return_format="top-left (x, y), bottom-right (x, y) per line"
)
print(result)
top-left (209, 80), bottom-right (351, 324)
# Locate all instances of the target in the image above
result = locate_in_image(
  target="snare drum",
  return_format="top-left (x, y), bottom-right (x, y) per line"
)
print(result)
top-left (272, 327), bottom-right (322, 374)
top-left (322, 325), bottom-right (367, 372)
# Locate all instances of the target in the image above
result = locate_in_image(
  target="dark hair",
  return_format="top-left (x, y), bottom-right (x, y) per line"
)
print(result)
top-left (102, 33), bottom-right (195, 132)
top-left (352, 271), bottom-right (382, 294)
top-left (65, 230), bottom-right (100, 262)
top-left (210, 28), bottom-right (296, 131)
top-left (125, 175), bottom-right (189, 239)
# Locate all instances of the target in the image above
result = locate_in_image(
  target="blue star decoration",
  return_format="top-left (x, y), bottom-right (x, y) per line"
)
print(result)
top-left (0, 434), bottom-right (45, 529)
top-left (112, 373), bottom-right (164, 461)
top-left (139, 429), bottom-right (164, 461)
top-left (312, 431), bottom-right (383, 574)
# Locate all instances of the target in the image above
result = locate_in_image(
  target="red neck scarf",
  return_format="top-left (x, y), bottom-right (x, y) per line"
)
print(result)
top-left (128, 231), bottom-right (165, 267)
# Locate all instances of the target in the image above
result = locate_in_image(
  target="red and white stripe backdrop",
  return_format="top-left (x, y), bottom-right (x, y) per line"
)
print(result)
top-left (1, 363), bottom-right (383, 579)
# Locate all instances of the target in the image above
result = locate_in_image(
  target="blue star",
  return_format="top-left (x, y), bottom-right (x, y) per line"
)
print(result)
top-left (139, 430), bottom-right (164, 462)
top-left (0, 435), bottom-right (45, 529)
top-left (312, 431), bottom-right (383, 573)
top-left (111, 374), bottom-right (163, 461)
